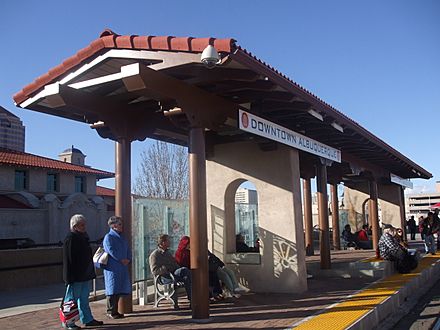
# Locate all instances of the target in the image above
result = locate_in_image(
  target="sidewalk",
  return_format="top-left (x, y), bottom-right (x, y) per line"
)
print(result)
top-left (0, 240), bottom-right (435, 329)
top-left (0, 277), bottom-right (105, 318)
top-left (0, 275), bottom-right (377, 329)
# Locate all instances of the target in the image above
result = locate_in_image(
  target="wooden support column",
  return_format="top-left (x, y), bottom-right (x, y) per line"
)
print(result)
top-left (189, 127), bottom-right (209, 319)
top-left (303, 178), bottom-right (314, 256)
top-left (330, 183), bottom-right (341, 250)
top-left (317, 160), bottom-right (331, 269)
top-left (115, 138), bottom-right (133, 314)
top-left (369, 180), bottom-right (380, 252)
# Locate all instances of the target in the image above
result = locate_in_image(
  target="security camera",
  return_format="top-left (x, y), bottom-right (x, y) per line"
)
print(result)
top-left (201, 45), bottom-right (221, 69)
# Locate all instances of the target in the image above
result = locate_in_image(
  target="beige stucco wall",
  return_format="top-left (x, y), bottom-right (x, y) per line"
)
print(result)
top-left (0, 164), bottom-right (98, 195)
top-left (344, 182), bottom-right (404, 230)
top-left (0, 167), bottom-right (14, 191)
top-left (0, 194), bottom-right (112, 244)
top-left (0, 209), bottom-right (48, 243)
top-left (206, 141), bottom-right (307, 294)
top-left (0, 247), bottom-right (63, 290)
top-left (378, 183), bottom-right (405, 229)
top-left (28, 168), bottom-right (46, 192)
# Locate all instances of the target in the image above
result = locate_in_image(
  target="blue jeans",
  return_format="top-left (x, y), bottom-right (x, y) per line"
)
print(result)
top-left (425, 235), bottom-right (436, 254)
top-left (64, 281), bottom-right (93, 324)
top-left (174, 267), bottom-right (192, 300)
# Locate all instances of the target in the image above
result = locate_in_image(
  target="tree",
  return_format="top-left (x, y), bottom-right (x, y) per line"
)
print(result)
top-left (133, 141), bottom-right (188, 200)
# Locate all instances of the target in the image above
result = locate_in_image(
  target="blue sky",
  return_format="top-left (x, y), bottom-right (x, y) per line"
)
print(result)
top-left (1, 0), bottom-right (438, 193)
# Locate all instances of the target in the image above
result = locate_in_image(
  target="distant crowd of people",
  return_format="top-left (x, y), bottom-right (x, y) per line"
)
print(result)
top-left (413, 209), bottom-right (440, 254)
top-left (340, 209), bottom-right (440, 274)
top-left (61, 213), bottom-right (257, 329)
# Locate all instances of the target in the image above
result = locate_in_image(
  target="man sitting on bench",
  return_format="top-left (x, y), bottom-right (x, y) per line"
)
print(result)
top-left (378, 224), bottom-right (418, 274)
top-left (149, 234), bottom-right (192, 309)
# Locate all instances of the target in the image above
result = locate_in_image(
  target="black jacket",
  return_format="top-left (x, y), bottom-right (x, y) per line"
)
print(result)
top-left (63, 231), bottom-right (96, 284)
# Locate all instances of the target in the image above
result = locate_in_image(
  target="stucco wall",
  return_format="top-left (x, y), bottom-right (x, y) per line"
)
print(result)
top-left (206, 141), bottom-right (306, 294)
top-left (344, 182), bottom-right (404, 229)
top-left (378, 183), bottom-right (405, 229)
top-left (0, 164), bottom-right (99, 195)
top-left (0, 167), bottom-right (14, 191)
top-left (28, 168), bottom-right (46, 192)
top-left (0, 193), bottom-right (113, 244)
top-left (0, 209), bottom-right (48, 243)
top-left (0, 247), bottom-right (63, 291)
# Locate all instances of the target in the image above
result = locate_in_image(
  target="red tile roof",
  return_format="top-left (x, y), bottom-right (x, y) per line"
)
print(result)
top-left (0, 148), bottom-right (114, 178)
top-left (96, 185), bottom-right (115, 196)
top-left (13, 29), bottom-right (236, 105)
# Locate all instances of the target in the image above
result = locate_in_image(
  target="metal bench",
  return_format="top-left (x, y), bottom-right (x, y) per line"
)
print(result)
top-left (153, 273), bottom-right (185, 309)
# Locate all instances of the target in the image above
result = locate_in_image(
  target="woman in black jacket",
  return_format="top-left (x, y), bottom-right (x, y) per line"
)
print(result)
top-left (62, 214), bottom-right (103, 329)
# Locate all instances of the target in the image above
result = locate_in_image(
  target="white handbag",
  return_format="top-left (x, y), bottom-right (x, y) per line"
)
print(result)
top-left (93, 246), bottom-right (109, 265)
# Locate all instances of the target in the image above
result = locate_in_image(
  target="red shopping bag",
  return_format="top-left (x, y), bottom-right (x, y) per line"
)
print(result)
top-left (59, 300), bottom-right (80, 324)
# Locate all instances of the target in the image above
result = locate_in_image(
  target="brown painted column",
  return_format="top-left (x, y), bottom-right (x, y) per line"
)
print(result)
top-left (330, 183), bottom-right (341, 250)
top-left (189, 127), bottom-right (209, 319)
top-left (115, 138), bottom-right (133, 314)
top-left (317, 160), bottom-right (331, 269)
top-left (369, 180), bottom-right (380, 252)
top-left (303, 178), bottom-right (314, 256)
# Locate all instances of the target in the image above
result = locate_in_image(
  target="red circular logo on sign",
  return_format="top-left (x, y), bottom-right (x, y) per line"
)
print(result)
top-left (242, 112), bottom-right (249, 128)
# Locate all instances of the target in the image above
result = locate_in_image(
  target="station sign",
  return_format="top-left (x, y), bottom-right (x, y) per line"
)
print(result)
top-left (390, 173), bottom-right (413, 189)
top-left (239, 110), bottom-right (341, 163)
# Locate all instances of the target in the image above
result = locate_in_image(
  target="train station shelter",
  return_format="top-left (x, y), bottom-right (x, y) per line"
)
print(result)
top-left (13, 29), bottom-right (431, 319)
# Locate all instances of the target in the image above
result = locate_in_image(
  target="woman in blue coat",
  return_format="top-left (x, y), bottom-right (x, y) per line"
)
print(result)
top-left (103, 216), bottom-right (132, 319)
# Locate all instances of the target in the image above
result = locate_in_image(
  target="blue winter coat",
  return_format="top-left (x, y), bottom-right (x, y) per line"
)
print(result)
top-left (103, 229), bottom-right (132, 295)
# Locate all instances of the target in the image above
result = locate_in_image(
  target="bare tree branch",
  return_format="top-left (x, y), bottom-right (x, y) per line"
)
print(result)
top-left (134, 141), bottom-right (188, 199)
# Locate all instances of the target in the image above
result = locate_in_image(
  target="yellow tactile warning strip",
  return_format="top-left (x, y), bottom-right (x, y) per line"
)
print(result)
top-left (360, 257), bottom-right (383, 263)
top-left (292, 254), bottom-right (440, 330)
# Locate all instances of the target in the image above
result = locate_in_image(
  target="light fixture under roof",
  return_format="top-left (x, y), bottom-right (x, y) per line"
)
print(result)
top-left (331, 122), bottom-right (344, 133)
top-left (308, 109), bottom-right (323, 121)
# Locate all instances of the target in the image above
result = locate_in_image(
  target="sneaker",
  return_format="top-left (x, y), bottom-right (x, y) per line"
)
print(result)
top-left (106, 313), bottom-right (124, 319)
top-left (62, 323), bottom-right (80, 329)
top-left (222, 290), bottom-right (233, 298)
top-left (233, 286), bottom-right (249, 294)
top-left (85, 319), bottom-right (104, 327)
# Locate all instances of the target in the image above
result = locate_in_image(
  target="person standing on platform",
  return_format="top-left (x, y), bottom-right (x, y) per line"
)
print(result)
top-left (103, 216), bottom-right (132, 319)
top-left (407, 216), bottom-right (417, 240)
top-left (62, 214), bottom-right (104, 329)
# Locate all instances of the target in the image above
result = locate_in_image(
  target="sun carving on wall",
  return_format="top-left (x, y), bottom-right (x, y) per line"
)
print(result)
top-left (273, 237), bottom-right (297, 278)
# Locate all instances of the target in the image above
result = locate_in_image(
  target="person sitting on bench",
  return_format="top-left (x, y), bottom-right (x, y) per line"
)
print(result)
top-left (149, 234), bottom-right (191, 309)
top-left (341, 224), bottom-right (357, 248)
top-left (378, 224), bottom-right (418, 274)
top-left (356, 224), bottom-right (373, 249)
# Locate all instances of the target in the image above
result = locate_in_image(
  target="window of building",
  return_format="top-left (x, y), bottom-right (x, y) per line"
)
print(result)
top-left (47, 173), bottom-right (59, 192)
top-left (75, 176), bottom-right (86, 193)
top-left (14, 170), bottom-right (28, 190)
top-left (234, 181), bottom-right (259, 252)
top-left (1, 119), bottom-right (11, 128)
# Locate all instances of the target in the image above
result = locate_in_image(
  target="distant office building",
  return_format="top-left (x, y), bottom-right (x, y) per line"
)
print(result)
top-left (406, 181), bottom-right (440, 218)
top-left (234, 187), bottom-right (258, 246)
top-left (235, 187), bottom-right (258, 204)
top-left (0, 106), bottom-right (25, 152)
